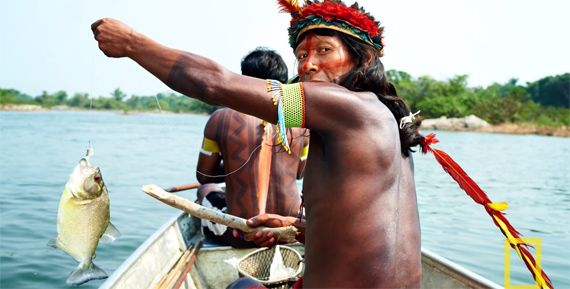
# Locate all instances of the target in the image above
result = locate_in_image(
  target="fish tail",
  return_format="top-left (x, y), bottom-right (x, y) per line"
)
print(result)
top-left (66, 262), bottom-right (108, 286)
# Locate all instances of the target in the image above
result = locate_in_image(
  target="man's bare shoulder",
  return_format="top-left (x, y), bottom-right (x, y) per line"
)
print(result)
top-left (302, 81), bottom-right (354, 97)
top-left (207, 108), bottom-right (248, 123)
top-left (301, 82), bottom-right (383, 131)
top-left (209, 107), bottom-right (231, 118)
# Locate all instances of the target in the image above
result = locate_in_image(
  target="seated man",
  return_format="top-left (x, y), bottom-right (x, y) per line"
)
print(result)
top-left (195, 47), bottom-right (309, 248)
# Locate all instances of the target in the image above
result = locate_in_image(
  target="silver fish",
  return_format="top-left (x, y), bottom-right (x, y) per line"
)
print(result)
top-left (47, 148), bottom-right (120, 286)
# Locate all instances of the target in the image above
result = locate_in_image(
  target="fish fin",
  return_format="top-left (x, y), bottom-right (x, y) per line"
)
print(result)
top-left (46, 237), bottom-right (59, 248)
top-left (47, 237), bottom-right (82, 262)
top-left (66, 262), bottom-right (108, 286)
top-left (99, 222), bottom-right (120, 243)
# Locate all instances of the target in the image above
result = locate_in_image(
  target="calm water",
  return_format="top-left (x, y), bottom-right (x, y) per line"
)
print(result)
top-left (0, 110), bottom-right (569, 289)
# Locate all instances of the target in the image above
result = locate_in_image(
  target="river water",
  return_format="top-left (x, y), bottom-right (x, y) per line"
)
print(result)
top-left (1, 110), bottom-right (568, 288)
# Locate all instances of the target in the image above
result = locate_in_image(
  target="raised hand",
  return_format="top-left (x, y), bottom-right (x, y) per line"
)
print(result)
top-left (91, 18), bottom-right (137, 58)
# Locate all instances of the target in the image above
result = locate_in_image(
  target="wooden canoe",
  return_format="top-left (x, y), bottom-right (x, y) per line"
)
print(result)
top-left (100, 212), bottom-right (503, 289)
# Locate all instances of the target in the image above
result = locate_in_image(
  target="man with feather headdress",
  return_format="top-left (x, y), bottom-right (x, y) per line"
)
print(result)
top-left (92, 0), bottom-right (424, 287)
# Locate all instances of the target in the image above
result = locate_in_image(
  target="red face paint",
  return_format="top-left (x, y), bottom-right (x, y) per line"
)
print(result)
top-left (301, 33), bottom-right (315, 74)
top-left (296, 33), bottom-right (355, 82)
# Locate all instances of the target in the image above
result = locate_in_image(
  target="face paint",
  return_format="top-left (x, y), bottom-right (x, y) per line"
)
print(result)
top-left (299, 33), bottom-right (315, 76)
top-left (296, 32), bottom-right (355, 82)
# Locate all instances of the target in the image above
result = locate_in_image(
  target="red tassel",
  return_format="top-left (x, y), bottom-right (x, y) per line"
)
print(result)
top-left (517, 245), bottom-right (553, 288)
top-left (421, 133), bottom-right (553, 289)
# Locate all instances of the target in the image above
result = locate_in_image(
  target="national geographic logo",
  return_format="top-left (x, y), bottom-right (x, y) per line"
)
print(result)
top-left (504, 238), bottom-right (541, 289)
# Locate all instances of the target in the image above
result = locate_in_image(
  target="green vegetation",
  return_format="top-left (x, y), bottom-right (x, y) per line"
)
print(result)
top-left (1, 72), bottom-right (568, 128)
top-left (387, 71), bottom-right (569, 127)
top-left (0, 87), bottom-right (220, 115)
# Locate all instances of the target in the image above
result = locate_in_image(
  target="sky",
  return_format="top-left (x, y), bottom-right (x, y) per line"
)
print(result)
top-left (1, 0), bottom-right (569, 99)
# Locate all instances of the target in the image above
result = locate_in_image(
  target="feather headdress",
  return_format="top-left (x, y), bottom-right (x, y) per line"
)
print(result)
top-left (421, 133), bottom-right (553, 289)
top-left (277, 0), bottom-right (384, 55)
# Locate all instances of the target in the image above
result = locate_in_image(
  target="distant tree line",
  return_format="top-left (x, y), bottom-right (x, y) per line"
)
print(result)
top-left (0, 88), bottom-right (220, 115)
top-left (1, 71), bottom-right (568, 127)
top-left (387, 71), bottom-right (569, 127)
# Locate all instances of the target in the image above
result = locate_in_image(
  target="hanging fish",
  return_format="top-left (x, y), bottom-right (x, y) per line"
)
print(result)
top-left (47, 148), bottom-right (120, 286)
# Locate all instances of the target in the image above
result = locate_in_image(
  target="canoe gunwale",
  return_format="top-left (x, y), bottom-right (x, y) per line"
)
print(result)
top-left (99, 213), bottom-right (192, 289)
top-left (101, 211), bottom-right (504, 289)
top-left (421, 247), bottom-right (503, 289)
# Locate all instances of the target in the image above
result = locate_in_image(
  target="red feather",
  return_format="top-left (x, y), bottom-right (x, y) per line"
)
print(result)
top-left (517, 245), bottom-right (554, 288)
top-left (277, 0), bottom-right (300, 14)
top-left (428, 147), bottom-right (491, 205)
top-left (421, 133), bottom-right (553, 289)
top-left (302, 1), bottom-right (380, 36)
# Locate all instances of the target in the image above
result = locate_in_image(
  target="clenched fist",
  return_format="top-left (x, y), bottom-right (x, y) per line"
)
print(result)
top-left (91, 18), bottom-right (137, 58)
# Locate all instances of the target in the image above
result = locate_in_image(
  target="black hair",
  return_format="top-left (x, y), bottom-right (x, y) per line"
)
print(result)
top-left (241, 47), bottom-right (288, 83)
top-left (296, 29), bottom-right (423, 157)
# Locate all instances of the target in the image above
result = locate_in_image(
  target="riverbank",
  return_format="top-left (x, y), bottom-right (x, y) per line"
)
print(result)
top-left (421, 115), bottom-right (569, 137)
top-left (0, 104), bottom-right (49, 111)
top-left (2, 105), bottom-right (568, 137)
top-left (475, 123), bottom-right (570, 137)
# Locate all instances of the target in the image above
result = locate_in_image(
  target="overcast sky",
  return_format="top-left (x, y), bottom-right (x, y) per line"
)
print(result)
top-left (1, 0), bottom-right (568, 98)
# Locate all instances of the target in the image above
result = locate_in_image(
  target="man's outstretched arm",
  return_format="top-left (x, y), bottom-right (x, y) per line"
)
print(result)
top-left (92, 18), bottom-right (367, 134)
top-left (92, 18), bottom-right (277, 122)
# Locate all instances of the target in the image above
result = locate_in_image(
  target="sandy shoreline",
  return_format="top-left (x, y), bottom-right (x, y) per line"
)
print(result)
top-left (423, 123), bottom-right (570, 137)
top-left (420, 115), bottom-right (569, 137)
top-left (470, 123), bottom-right (569, 137)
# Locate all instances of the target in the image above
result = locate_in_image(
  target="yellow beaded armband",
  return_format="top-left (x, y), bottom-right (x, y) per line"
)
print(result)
top-left (267, 80), bottom-right (306, 153)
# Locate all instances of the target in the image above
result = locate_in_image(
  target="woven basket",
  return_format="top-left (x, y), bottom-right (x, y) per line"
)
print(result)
top-left (237, 246), bottom-right (303, 289)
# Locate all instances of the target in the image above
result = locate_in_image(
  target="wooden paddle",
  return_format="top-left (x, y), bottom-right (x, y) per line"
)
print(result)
top-left (142, 184), bottom-right (298, 243)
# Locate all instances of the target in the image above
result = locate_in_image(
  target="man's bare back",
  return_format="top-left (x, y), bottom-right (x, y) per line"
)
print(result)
top-left (198, 108), bottom-right (308, 218)
top-left (195, 48), bottom-right (309, 248)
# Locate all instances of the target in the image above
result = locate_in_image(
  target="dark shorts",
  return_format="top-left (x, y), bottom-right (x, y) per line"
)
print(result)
top-left (201, 191), bottom-right (260, 249)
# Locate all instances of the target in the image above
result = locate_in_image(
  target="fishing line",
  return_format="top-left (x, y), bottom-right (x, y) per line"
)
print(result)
top-left (153, 95), bottom-right (179, 139)
top-left (196, 128), bottom-right (302, 178)
top-left (151, 96), bottom-right (285, 179)
top-left (151, 95), bottom-right (198, 171)
top-left (88, 40), bottom-right (96, 150)
top-left (195, 129), bottom-right (305, 178)
top-left (195, 139), bottom-right (267, 178)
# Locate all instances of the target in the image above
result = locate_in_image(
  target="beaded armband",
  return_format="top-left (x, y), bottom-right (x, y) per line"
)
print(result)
top-left (267, 80), bottom-right (306, 153)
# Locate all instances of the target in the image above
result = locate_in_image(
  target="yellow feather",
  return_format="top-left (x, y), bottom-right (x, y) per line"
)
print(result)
top-left (487, 202), bottom-right (509, 211)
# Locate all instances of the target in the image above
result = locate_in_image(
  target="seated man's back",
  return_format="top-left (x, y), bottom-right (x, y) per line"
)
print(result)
top-left (195, 47), bottom-right (309, 248)
top-left (200, 108), bottom-right (307, 218)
